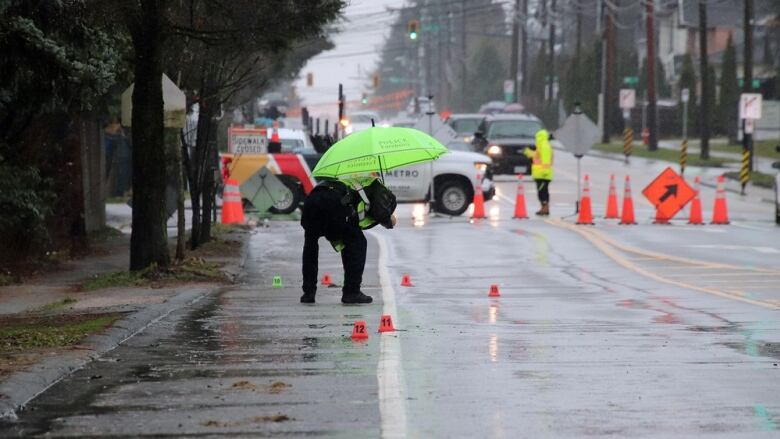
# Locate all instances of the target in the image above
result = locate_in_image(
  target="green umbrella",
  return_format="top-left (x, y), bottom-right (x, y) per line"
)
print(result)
top-left (312, 127), bottom-right (449, 178)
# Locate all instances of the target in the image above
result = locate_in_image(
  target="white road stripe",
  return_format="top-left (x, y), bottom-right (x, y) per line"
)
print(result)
top-left (369, 230), bottom-right (408, 438)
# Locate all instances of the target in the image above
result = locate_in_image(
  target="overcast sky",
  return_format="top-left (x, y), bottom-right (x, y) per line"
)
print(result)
top-left (294, 0), bottom-right (402, 120)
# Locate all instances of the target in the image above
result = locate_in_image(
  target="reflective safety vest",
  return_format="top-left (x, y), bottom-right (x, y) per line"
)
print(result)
top-left (524, 129), bottom-right (554, 181)
top-left (326, 178), bottom-right (379, 252)
top-left (342, 177), bottom-right (380, 229)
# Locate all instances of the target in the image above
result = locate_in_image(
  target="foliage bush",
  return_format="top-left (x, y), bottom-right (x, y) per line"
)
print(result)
top-left (0, 162), bottom-right (53, 266)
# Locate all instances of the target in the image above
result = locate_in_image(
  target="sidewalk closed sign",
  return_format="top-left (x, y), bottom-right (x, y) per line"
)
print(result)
top-left (228, 127), bottom-right (268, 154)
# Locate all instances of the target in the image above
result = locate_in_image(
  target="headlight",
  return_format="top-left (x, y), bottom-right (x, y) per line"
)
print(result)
top-left (344, 125), bottom-right (353, 135)
top-left (474, 162), bottom-right (488, 172)
top-left (464, 135), bottom-right (473, 143)
top-left (486, 145), bottom-right (502, 156)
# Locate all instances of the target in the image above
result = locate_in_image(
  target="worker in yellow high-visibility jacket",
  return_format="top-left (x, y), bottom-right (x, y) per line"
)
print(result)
top-left (523, 129), bottom-right (554, 216)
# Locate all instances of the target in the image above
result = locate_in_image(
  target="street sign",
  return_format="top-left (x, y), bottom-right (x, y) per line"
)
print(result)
top-left (555, 111), bottom-right (600, 156)
top-left (739, 93), bottom-right (762, 120)
top-left (623, 76), bottom-right (639, 85)
top-left (745, 118), bottom-right (754, 134)
top-left (642, 167), bottom-right (696, 219)
top-left (503, 80), bottom-right (514, 103)
top-left (619, 89), bottom-right (636, 109)
top-left (503, 80), bottom-right (513, 95)
top-left (681, 88), bottom-right (689, 103)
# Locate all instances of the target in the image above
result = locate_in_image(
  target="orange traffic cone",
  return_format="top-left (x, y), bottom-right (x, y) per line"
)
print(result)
top-left (711, 175), bottom-right (730, 224)
top-left (321, 273), bottom-right (334, 286)
top-left (271, 120), bottom-right (280, 143)
top-left (351, 320), bottom-right (368, 340)
top-left (471, 174), bottom-right (486, 219)
top-left (220, 178), bottom-right (245, 225)
top-left (513, 174), bottom-right (529, 219)
top-left (401, 274), bottom-right (413, 287)
top-left (619, 176), bottom-right (637, 225)
top-left (604, 174), bottom-right (619, 219)
top-left (688, 176), bottom-right (704, 225)
top-left (576, 175), bottom-right (595, 225)
top-left (652, 205), bottom-right (671, 224)
top-left (488, 284), bottom-right (500, 297)
top-left (378, 314), bottom-right (396, 333)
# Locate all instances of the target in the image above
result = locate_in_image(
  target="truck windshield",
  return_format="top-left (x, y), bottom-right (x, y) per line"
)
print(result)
top-left (487, 120), bottom-right (542, 139)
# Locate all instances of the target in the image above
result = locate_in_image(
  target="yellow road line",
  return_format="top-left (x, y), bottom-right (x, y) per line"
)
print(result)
top-left (585, 226), bottom-right (780, 274)
top-left (546, 218), bottom-right (780, 310)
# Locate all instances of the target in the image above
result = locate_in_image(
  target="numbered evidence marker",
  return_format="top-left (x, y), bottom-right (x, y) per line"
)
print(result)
top-left (378, 314), bottom-right (396, 333)
top-left (272, 275), bottom-right (283, 288)
top-left (351, 320), bottom-right (369, 339)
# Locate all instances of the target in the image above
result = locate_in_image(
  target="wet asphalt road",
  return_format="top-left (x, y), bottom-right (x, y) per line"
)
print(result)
top-left (2, 152), bottom-right (779, 438)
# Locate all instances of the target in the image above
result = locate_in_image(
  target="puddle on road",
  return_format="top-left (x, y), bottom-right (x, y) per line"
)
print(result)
top-left (489, 334), bottom-right (498, 363)
top-left (754, 405), bottom-right (778, 432)
top-left (720, 341), bottom-right (780, 361)
top-left (615, 298), bottom-right (682, 325)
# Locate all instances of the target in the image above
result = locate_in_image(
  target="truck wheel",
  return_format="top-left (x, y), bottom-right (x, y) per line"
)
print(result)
top-left (268, 175), bottom-right (304, 215)
top-left (434, 179), bottom-right (472, 216)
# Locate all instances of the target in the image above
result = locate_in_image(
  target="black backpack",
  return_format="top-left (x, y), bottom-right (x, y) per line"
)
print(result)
top-left (363, 180), bottom-right (397, 228)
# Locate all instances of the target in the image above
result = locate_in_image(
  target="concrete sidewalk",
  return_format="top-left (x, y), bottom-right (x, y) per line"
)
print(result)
top-left (0, 224), bottom-right (249, 420)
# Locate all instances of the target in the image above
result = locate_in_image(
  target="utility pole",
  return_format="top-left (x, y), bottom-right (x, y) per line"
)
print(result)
top-left (698, 0), bottom-right (710, 159)
top-left (510, 0), bottom-right (520, 103)
top-left (337, 83), bottom-right (344, 139)
top-left (743, 0), bottom-right (754, 171)
top-left (461, 0), bottom-right (467, 97)
top-left (547, 0), bottom-right (556, 109)
top-left (601, 1), bottom-right (614, 144)
top-left (520, 0), bottom-right (528, 96)
top-left (646, 0), bottom-right (658, 151)
top-left (575, 1), bottom-right (582, 66)
top-left (437, 6), bottom-right (444, 107)
top-left (424, 11), bottom-right (431, 96)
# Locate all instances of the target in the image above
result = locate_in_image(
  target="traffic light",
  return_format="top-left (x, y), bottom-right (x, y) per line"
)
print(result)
top-left (361, 93), bottom-right (368, 105)
top-left (372, 73), bottom-right (380, 89)
top-left (306, 72), bottom-right (313, 87)
top-left (407, 19), bottom-right (419, 41)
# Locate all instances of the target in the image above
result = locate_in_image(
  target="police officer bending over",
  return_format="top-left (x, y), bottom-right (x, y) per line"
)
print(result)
top-left (300, 176), bottom-right (397, 304)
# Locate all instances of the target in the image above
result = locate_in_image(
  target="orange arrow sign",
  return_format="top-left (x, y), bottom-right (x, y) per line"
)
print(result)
top-left (642, 167), bottom-right (696, 219)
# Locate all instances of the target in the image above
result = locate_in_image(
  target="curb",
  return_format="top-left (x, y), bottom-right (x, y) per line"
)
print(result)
top-left (0, 287), bottom-right (218, 421)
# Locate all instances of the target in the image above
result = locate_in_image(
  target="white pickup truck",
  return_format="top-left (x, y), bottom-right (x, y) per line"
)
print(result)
top-left (222, 147), bottom-right (495, 217)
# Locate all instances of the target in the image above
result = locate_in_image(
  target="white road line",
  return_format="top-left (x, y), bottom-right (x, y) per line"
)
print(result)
top-left (368, 230), bottom-right (408, 439)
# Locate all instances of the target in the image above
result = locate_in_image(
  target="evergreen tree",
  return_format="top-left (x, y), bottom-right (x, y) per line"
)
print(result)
top-left (526, 45), bottom-right (548, 113)
top-left (718, 35), bottom-right (739, 142)
top-left (679, 54), bottom-right (698, 137)
top-left (561, 40), bottom-right (601, 121)
top-left (453, 41), bottom-right (506, 112)
top-left (638, 57), bottom-right (672, 98)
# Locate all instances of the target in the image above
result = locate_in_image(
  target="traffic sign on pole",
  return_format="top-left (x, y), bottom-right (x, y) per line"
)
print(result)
top-left (739, 93), bottom-right (762, 120)
top-left (503, 80), bottom-right (514, 103)
top-left (619, 89), bottom-right (636, 109)
top-left (642, 167), bottom-right (696, 219)
top-left (555, 111), bottom-right (600, 157)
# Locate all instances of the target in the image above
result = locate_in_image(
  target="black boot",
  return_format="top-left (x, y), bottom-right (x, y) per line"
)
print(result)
top-left (300, 292), bottom-right (316, 304)
top-left (341, 291), bottom-right (373, 304)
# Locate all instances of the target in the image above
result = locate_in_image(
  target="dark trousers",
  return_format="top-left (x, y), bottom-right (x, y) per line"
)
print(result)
top-left (301, 188), bottom-right (366, 297)
top-left (535, 179), bottom-right (550, 204)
